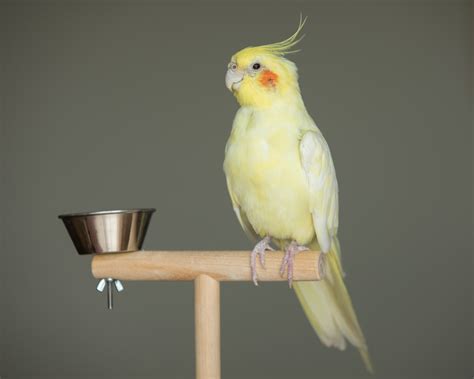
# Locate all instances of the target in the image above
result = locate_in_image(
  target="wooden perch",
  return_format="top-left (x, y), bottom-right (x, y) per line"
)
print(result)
top-left (91, 250), bottom-right (324, 282)
top-left (91, 250), bottom-right (324, 379)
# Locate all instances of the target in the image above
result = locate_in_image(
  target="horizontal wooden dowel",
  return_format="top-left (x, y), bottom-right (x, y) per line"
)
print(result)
top-left (91, 250), bottom-right (324, 282)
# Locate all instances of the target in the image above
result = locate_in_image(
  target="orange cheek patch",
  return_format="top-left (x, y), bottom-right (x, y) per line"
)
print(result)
top-left (259, 70), bottom-right (279, 88)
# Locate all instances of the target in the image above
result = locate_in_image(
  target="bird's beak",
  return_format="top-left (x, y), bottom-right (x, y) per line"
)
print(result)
top-left (225, 69), bottom-right (244, 92)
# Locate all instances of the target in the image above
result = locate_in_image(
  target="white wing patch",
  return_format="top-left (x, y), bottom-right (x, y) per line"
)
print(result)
top-left (300, 130), bottom-right (339, 253)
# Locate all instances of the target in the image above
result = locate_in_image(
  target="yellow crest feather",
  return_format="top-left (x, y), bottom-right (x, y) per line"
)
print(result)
top-left (257, 15), bottom-right (307, 56)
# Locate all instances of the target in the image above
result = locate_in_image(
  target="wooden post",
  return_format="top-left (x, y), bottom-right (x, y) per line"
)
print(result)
top-left (195, 275), bottom-right (220, 379)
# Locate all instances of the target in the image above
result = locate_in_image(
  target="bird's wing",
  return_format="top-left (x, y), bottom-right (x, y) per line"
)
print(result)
top-left (225, 177), bottom-right (259, 242)
top-left (299, 130), bottom-right (339, 253)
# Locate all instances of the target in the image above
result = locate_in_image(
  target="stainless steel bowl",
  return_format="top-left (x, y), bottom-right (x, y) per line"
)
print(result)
top-left (58, 209), bottom-right (155, 255)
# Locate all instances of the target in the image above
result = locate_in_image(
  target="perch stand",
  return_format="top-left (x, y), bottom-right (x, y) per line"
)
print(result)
top-left (92, 250), bottom-right (324, 379)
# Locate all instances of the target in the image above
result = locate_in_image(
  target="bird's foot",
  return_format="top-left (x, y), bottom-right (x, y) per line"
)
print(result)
top-left (251, 236), bottom-right (275, 286)
top-left (280, 241), bottom-right (309, 288)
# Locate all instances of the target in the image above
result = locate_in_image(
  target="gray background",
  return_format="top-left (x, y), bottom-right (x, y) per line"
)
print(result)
top-left (1, 1), bottom-right (472, 378)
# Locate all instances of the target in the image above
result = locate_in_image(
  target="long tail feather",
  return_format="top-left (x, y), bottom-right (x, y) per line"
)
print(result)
top-left (293, 238), bottom-right (374, 373)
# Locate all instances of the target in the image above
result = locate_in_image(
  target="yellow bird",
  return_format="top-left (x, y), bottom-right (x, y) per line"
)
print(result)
top-left (223, 18), bottom-right (373, 372)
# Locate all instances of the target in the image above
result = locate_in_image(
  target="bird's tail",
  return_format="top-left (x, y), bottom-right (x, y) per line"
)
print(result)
top-left (293, 238), bottom-right (374, 373)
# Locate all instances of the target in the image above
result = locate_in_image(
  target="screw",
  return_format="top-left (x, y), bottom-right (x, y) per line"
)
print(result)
top-left (96, 278), bottom-right (124, 310)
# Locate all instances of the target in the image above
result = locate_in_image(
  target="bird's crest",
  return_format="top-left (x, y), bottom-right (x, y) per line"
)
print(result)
top-left (257, 15), bottom-right (306, 56)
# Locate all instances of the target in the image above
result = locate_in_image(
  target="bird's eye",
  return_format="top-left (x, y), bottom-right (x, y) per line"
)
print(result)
top-left (252, 63), bottom-right (261, 70)
top-left (229, 62), bottom-right (237, 70)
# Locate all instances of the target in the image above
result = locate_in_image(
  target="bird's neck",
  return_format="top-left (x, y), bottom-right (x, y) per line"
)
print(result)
top-left (243, 90), bottom-right (307, 117)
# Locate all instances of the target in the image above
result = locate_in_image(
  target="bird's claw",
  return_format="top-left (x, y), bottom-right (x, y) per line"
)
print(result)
top-left (251, 236), bottom-right (274, 286)
top-left (280, 241), bottom-right (309, 288)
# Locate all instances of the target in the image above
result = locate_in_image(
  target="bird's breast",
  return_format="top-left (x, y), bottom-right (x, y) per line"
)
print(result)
top-left (224, 119), bottom-right (315, 244)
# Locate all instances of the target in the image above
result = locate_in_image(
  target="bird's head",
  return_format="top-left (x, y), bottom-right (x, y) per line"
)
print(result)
top-left (225, 17), bottom-right (306, 108)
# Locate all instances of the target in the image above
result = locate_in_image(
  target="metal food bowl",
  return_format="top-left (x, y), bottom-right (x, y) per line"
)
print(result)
top-left (58, 209), bottom-right (155, 255)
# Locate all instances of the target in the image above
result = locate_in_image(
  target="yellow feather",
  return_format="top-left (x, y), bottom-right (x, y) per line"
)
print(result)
top-left (235, 14), bottom-right (307, 62)
top-left (294, 240), bottom-right (374, 373)
top-left (224, 105), bottom-right (315, 243)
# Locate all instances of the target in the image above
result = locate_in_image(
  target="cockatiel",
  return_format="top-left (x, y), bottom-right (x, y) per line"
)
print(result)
top-left (223, 18), bottom-right (373, 372)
